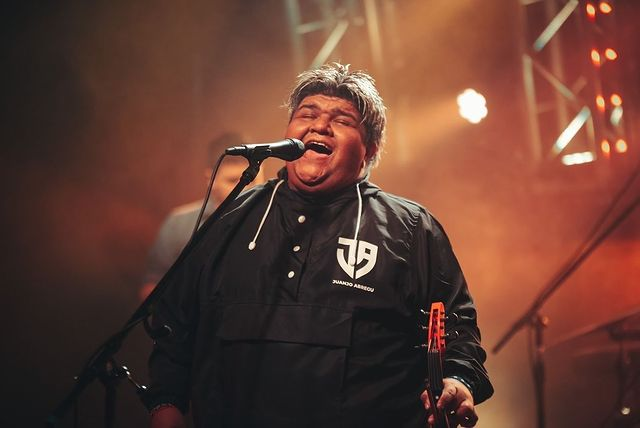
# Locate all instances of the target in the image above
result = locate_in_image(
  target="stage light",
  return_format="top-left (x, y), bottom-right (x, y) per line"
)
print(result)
top-left (604, 48), bottom-right (618, 60)
top-left (552, 107), bottom-right (591, 155)
top-left (615, 139), bottom-right (627, 153)
top-left (610, 106), bottom-right (623, 126)
top-left (596, 95), bottom-right (606, 111)
top-left (456, 89), bottom-right (488, 124)
top-left (599, 2), bottom-right (612, 14)
top-left (601, 139), bottom-right (611, 155)
top-left (610, 93), bottom-right (622, 106)
top-left (586, 3), bottom-right (596, 19)
top-left (561, 151), bottom-right (595, 166)
top-left (590, 49), bottom-right (601, 66)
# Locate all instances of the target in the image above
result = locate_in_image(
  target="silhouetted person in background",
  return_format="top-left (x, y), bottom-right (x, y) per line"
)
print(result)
top-left (139, 133), bottom-right (263, 300)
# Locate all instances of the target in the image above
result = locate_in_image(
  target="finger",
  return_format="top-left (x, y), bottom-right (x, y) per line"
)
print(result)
top-left (455, 399), bottom-right (478, 427)
top-left (427, 413), bottom-right (435, 426)
top-left (437, 384), bottom-right (458, 410)
top-left (420, 390), bottom-right (430, 410)
top-left (458, 414), bottom-right (478, 428)
top-left (420, 391), bottom-right (434, 414)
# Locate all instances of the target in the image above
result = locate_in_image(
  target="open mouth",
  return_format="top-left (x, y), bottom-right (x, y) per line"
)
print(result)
top-left (306, 141), bottom-right (332, 155)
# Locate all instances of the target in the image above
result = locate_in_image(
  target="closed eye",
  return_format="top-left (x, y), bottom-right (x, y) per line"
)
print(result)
top-left (334, 118), bottom-right (355, 126)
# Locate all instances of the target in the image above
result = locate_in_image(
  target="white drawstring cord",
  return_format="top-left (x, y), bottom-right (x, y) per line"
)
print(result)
top-left (353, 181), bottom-right (363, 242)
top-left (348, 182), bottom-right (363, 269)
top-left (248, 179), bottom-right (285, 250)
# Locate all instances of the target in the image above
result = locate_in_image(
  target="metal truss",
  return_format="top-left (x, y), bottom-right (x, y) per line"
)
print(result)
top-left (284, 0), bottom-right (385, 72)
top-left (520, 0), bottom-right (599, 164)
top-left (519, 0), bottom-right (631, 169)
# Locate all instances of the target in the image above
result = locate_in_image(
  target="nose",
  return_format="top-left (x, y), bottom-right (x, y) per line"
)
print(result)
top-left (310, 114), bottom-right (332, 136)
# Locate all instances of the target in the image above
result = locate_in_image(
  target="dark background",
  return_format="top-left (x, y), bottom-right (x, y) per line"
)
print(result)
top-left (2, 1), bottom-right (639, 427)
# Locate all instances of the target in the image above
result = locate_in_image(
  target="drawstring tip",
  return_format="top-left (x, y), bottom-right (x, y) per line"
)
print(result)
top-left (248, 242), bottom-right (256, 250)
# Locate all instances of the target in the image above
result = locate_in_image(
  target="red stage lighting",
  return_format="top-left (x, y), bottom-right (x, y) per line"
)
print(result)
top-left (604, 48), bottom-right (618, 60)
top-left (615, 139), bottom-right (628, 153)
top-left (599, 2), bottom-right (613, 14)
top-left (610, 94), bottom-right (622, 106)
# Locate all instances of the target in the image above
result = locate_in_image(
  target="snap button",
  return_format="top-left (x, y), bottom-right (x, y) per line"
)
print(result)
top-left (293, 245), bottom-right (301, 252)
top-left (287, 271), bottom-right (295, 278)
top-left (297, 215), bottom-right (306, 224)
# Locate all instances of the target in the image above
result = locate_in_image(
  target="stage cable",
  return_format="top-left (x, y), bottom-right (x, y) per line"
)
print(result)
top-left (191, 153), bottom-right (225, 240)
top-left (534, 158), bottom-right (640, 308)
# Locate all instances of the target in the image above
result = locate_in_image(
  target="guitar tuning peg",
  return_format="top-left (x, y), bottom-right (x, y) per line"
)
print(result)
top-left (419, 325), bottom-right (427, 330)
top-left (445, 330), bottom-right (459, 340)
top-left (446, 313), bottom-right (459, 324)
top-left (414, 344), bottom-right (428, 349)
top-left (419, 309), bottom-right (427, 315)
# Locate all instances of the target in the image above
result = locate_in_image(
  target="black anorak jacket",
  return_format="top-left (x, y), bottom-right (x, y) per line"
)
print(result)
top-left (144, 175), bottom-right (493, 427)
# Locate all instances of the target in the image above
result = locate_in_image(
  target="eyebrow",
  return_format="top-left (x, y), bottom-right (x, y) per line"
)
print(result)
top-left (297, 102), bottom-right (360, 122)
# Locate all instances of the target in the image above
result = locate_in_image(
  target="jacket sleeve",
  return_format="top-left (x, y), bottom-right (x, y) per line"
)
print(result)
top-left (412, 210), bottom-right (494, 404)
top-left (140, 184), bottom-right (270, 413)
top-left (141, 232), bottom-right (207, 414)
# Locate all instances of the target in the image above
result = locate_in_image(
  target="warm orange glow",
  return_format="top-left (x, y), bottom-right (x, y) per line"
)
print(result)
top-left (604, 48), bottom-right (618, 60)
top-left (599, 2), bottom-right (613, 14)
top-left (590, 49), bottom-right (601, 66)
top-left (601, 139), bottom-right (611, 155)
top-left (615, 139), bottom-right (628, 153)
top-left (596, 95), bottom-right (606, 111)
top-left (610, 93), bottom-right (622, 106)
top-left (586, 3), bottom-right (596, 18)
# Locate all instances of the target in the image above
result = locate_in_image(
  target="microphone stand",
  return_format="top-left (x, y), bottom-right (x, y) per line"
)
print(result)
top-left (46, 157), bottom-right (263, 428)
top-left (492, 194), bottom-right (639, 428)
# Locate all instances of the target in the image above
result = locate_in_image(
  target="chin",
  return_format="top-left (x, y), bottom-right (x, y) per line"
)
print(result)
top-left (295, 177), bottom-right (325, 191)
top-left (288, 175), bottom-right (326, 194)
top-left (292, 165), bottom-right (326, 182)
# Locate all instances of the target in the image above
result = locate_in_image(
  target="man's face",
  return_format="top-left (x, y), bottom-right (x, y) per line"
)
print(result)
top-left (285, 94), bottom-right (372, 195)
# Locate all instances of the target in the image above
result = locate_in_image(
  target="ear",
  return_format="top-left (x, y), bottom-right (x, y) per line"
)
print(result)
top-left (364, 143), bottom-right (378, 165)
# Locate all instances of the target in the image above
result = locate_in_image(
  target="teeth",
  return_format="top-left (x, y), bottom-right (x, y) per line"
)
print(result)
top-left (306, 141), bottom-right (332, 155)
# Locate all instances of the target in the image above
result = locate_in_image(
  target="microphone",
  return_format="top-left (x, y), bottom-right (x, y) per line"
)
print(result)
top-left (225, 138), bottom-right (305, 161)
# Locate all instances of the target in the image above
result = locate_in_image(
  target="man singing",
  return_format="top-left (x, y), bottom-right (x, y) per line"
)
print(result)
top-left (144, 63), bottom-right (493, 428)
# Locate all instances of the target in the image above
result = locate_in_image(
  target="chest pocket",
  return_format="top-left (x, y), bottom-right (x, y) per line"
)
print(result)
top-left (214, 302), bottom-right (352, 427)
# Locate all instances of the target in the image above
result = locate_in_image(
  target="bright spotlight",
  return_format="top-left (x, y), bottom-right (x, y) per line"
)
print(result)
top-left (590, 48), bottom-right (601, 66)
top-left (615, 139), bottom-right (628, 153)
top-left (457, 89), bottom-right (488, 124)
top-left (610, 93), bottom-right (622, 106)
top-left (599, 1), bottom-right (612, 14)
top-left (561, 151), bottom-right (595, 166)
top-left (604, 48), bottom-right (618, 60)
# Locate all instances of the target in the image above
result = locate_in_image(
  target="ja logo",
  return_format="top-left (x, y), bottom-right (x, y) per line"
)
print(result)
top-left (336, 237), bottom-right (378, 280)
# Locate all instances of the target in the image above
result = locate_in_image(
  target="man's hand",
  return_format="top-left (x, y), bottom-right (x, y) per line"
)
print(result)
top-left (420, 377), bottom-right (478, 427)
top-left (149, 405), bottom-right (185, 428)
